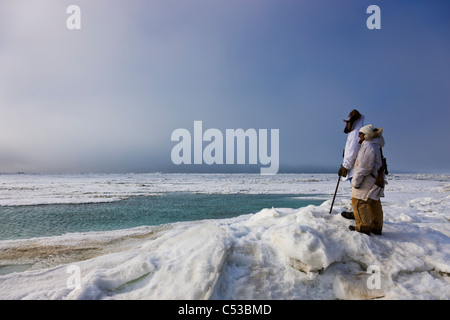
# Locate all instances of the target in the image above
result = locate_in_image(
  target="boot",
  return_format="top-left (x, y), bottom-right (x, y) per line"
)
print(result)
top-left (372, 229), bottom-right (382, 235)
top-left (341, 211), bottom-right (355, 220)
top-left (348, 225), bottom-right (370, 235)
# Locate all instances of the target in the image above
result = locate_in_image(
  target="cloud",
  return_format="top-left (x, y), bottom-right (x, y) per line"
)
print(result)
top-left (0, 0), bottom-right (449, 173)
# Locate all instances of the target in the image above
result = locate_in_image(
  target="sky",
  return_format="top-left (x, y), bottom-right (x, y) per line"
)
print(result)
top-left (0, 0), bottom-right (449, 174)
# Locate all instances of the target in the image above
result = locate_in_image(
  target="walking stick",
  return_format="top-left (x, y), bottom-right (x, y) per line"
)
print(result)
top-left (329, 176), bottom-right (341, 213)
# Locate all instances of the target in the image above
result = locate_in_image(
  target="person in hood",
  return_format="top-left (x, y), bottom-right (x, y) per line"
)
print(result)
top-left (349, 124), bottom-right (385, 235)
top-left (338, 109), bottom-right (364, 219)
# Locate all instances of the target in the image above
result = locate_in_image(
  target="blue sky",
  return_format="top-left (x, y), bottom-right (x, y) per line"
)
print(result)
top-left (0, 0), bottom-right (449, 173)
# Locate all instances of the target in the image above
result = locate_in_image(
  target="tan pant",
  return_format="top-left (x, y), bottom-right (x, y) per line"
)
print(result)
top-left (352, 198), bottom-right (383, 234)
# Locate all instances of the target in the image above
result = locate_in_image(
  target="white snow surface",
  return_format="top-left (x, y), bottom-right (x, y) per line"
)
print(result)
top-left (0, 173), bottom-right (449, 300)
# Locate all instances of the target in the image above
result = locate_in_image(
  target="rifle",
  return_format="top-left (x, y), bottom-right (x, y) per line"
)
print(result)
top-left (375, 147), bottom-right (388, 188)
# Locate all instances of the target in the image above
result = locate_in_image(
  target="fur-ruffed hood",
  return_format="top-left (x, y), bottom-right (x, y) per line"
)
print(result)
top-left (360, 124), bottom-right (383, 141)
top-left (365, 127), bottom-right (383, 141)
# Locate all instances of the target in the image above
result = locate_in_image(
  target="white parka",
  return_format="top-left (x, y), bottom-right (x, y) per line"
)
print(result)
top-left (351, 129), bottom-right (385, 201)
top-left (342, 115), bottom-right (364, 181)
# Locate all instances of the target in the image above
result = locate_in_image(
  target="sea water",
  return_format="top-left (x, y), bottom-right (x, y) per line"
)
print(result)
top-left (0, 193), bottom-right (325, 241)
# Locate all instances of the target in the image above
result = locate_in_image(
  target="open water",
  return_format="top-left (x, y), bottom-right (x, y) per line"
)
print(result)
top-left (0, 193), bottom-right (325, 240)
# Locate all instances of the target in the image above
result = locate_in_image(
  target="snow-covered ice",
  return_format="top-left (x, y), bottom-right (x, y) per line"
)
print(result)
top-left (0, 173), bottom-right (449, 299)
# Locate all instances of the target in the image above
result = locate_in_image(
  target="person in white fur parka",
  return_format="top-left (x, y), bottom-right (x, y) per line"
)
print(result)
top-left (350, 124), bottom-right (385, 235)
